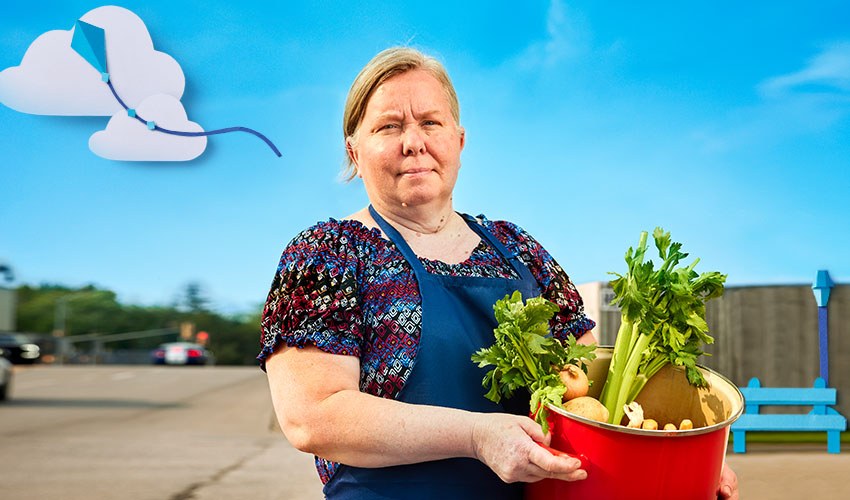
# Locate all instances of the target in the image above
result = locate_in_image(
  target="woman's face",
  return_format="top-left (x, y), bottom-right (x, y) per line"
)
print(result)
top-left (349, 69), bottom-right (465, 210)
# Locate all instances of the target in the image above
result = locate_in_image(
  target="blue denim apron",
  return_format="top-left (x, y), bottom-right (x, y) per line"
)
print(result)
top-left (322, 206), bottom-right (541, 500)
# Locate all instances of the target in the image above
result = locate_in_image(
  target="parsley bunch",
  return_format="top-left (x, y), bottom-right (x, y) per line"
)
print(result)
top-left (472, 291), bottom-right (596, 433)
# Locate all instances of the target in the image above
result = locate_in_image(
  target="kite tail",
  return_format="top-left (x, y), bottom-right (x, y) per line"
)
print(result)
top-left (106, 80), bottom-right (281, 157)
top-left (155, 126), bottom-right (282, 157)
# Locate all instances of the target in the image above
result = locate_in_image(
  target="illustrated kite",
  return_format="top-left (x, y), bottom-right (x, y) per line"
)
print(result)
top-left (70, 19), bottom-right (280, 157)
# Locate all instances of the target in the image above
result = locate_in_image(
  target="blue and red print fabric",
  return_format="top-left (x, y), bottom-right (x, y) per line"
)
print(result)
top-left (258, 215), bottom-right (595, 483)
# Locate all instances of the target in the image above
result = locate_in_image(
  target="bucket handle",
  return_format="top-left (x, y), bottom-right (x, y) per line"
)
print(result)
top-left (535, 442), bottom-right (590, 473)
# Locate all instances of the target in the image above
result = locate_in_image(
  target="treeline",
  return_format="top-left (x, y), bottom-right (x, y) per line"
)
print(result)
top-left (15, 283), bottom-right (264, 365)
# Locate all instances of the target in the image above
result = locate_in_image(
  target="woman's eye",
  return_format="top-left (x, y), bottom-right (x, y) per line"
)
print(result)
top-left (423, 120), bottom-right (438, 126)
top-left (378, 124), bottom-right (398, 131)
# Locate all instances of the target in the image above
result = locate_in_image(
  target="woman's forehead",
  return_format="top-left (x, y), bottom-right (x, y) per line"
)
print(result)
top-left (365, 70), bottom-right (451, 116)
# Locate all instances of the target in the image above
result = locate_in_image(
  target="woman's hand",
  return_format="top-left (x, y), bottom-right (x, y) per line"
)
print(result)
top-left (471, 413), bottom-right (586, 483)
top-left (717, 463), bottom-right (739, 499)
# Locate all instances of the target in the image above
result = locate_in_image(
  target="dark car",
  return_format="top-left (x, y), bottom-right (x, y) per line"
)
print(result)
top-left (151, 342), bottom-right (208, 365)
top-left (0, 333), bottom-right (41, 364)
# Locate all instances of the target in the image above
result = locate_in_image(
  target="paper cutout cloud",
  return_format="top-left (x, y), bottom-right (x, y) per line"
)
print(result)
top-left (89, 94), bottom-right (206, 161)
top-left (0, 6), bottom-right (184, 116)
top-left (0, 5), bottom-right (279, 161)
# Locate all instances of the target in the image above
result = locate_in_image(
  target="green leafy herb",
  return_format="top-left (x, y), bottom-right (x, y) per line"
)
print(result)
top-left (599, 228), bottom-right (726, 425)
top-left (472, 291), bottom-right (597, 433)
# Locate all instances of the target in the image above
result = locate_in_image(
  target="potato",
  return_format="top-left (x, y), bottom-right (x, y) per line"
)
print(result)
top-left (563, 396), bottom-right (609, 423)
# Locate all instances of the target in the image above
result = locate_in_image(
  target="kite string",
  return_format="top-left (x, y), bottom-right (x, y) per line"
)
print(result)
top-left (105, 80), bottom-right (281, 157)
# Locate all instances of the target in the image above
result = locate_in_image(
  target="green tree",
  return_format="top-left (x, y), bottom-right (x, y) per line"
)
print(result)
top-left (15, 283), bottom-right (264, 365)
top-left (182, 281), bottom-right (209, 313)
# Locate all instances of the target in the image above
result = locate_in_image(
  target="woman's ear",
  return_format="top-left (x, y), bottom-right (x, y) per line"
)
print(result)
top-left (345, 137), bottom-right (361, 177)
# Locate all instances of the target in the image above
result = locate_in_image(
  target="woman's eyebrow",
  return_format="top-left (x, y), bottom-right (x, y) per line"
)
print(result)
top-left (416, 109), bottom-right (442, 118)
top-left (373, 109), bottom-right (443, 121)
top-left (374, 111), bottom-right (403, 121)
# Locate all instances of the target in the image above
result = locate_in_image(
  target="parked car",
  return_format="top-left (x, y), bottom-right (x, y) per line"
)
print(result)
top-left (151, 342), bottom-right (208, 365)
top-left (0, 333), bottom-right (41, 364)
top-left (0, 349), bottom-right (12, 401)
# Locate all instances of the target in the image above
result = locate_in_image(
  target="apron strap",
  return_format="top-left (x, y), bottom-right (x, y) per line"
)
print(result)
top-left (368, 205), bottom-right (429, 277)
top-left (459, 213), bottom-right (536, 283)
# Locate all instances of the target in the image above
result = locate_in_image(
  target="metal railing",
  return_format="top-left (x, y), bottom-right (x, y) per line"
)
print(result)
top-left (55, 328), bottom-right (179, 364)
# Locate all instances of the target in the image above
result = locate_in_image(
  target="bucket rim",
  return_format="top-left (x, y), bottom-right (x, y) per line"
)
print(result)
top-left (546, 362), bottom-right (744, 437)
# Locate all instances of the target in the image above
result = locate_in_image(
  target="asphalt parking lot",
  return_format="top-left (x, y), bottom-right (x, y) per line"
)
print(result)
top-left (0, 365), bottom-right (846, 499)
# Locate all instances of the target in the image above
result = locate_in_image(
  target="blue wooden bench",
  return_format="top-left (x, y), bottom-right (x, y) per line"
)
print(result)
top-left (731, 377), bottom-right (847, 453)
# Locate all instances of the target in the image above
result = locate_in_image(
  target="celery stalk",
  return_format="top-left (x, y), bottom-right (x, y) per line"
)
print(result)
top-left (599, 228), bottom-right (726, 425)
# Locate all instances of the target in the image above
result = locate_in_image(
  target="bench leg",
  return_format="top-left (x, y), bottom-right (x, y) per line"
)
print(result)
top-left (733, 431), bottom-right (746, 453)
top-left (827, 431), bottom-right (840, 454)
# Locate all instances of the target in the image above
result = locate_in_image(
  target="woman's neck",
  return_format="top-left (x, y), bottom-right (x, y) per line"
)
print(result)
top-left (371, 198), bottom-right (458, 237)
top-left (348, 198), bottom-right (479, 264)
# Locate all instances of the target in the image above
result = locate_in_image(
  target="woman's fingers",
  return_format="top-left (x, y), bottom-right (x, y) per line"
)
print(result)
top-left (716, 463), bottom-right (739, 499)
top-left (518, 417), bottom-right (586, 481)
top-left (471, 413), bottom-right (588, 484)
top-left (526, 442), bottom-right (587, 482)
top-left (517, 414), bottom-right (549, 444)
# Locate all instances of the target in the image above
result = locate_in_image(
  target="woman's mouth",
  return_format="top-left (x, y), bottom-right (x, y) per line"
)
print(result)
top-left (399, 169), bottom-right (432, 178)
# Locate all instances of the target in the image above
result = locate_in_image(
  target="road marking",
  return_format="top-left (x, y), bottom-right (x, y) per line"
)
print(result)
top-left (14, 378), bottom-right (56, 389)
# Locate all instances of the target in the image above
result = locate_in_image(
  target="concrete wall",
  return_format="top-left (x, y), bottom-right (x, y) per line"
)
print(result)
top-left (0, 288), bottom-right (15, 332)
top-left (576, 281), bottom-right (621, 347)
top-left (576, 281), bottom-right (850, 417)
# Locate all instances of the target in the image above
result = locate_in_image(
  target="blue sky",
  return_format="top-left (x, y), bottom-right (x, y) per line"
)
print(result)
top-left (2, 1), bottom-right (848, 314)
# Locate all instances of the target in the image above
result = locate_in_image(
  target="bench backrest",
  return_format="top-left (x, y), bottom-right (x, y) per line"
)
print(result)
top-left (740, 378), bottom-right (836, 415)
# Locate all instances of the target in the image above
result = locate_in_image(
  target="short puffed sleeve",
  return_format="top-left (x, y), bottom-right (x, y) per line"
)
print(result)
top-left (257, 220), bottom-right (363, 371)
top-left (483, 218), bottom-right (596, 340)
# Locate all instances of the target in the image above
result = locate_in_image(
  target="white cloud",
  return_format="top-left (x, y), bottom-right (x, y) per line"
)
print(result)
top-left (89, 94), bottom-right (206, 161)
top-left (512, 0), bottom-right (587, 70)
top-left (759, 42), bottom-right (850, 98)
top-left (688, 91), bottom-right (850, 156)
top-left (0, 5), bottom-right (184, 115)
top-left (689, 43), bottom-right (850, 155)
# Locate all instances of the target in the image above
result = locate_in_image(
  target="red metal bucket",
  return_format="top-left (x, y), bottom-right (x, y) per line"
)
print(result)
top-left (525, 348), bottom-right (743, 500)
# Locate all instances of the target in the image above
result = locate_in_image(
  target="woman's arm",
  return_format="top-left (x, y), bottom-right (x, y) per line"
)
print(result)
top-left (577, 330), bottom-right (598, 346)
top-left (266, 344), bottom-right (586, 483)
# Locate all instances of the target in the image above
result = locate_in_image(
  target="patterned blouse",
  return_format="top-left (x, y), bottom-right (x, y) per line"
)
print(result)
top-left (258, 215), bottom-right (595, 483)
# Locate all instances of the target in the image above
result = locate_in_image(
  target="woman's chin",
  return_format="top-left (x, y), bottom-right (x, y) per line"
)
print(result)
top-left (395, 183), bottom-right (449, 207)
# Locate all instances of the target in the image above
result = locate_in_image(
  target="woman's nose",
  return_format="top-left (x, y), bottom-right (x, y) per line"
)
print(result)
top-left (402, 128), bottom-right (426, 156)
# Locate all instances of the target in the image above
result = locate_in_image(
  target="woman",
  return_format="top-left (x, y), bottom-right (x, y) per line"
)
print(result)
top-left (260, 47), bottom-right (738, 500)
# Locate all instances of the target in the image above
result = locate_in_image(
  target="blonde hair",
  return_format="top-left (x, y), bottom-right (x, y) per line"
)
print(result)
top-left (342, 47), bottom-right (460, 180)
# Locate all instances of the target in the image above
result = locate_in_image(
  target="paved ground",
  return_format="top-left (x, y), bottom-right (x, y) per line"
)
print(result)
top-left (0, 364), bottom-right (324, 500)
top-left (0, 364), bottom-right (846, 499)
top-left (725, 442), bottom-right (849, 499)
